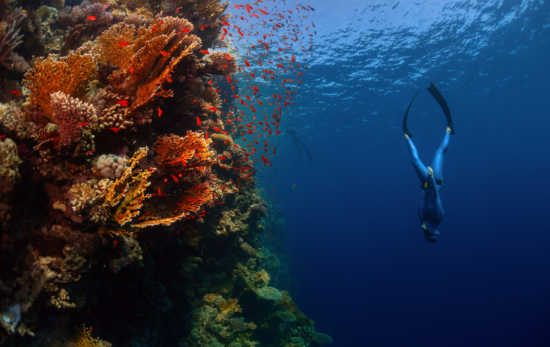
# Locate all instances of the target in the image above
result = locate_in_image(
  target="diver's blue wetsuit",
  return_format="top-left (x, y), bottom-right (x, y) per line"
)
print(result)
top-left (406, 132), bottom-right (450, 243)
top-left (402, 82), bottom-right (454, 243)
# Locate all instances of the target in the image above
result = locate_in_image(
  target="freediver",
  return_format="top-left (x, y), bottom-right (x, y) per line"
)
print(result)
top-left (403, 82), bottom-right (455, 243)
top-left (286, 127), bottom-right (314, 165)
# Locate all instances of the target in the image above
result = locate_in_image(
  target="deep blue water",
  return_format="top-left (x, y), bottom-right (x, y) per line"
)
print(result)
top-left (267, 0), bottom-right (550, 346)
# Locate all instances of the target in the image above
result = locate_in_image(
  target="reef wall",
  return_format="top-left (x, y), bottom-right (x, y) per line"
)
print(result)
top-left (0, 1), bottom-right (330, 346)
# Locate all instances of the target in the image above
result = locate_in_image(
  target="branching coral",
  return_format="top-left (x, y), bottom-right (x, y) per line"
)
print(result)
top-left (100, 147), bottom-right (155, 231)
top-left (209, 51), bottom-right (237, 76)
top-left (132, 181), bottom-right (213, 228)
top-left (95, 15), bottom-right (197, 79)
top-left (23, 51), bottom-right (97, 120)
top-left (50, 91), bottom-right (98, 146)
top-left (0, 8), bottom-right (25, 70)
top-left (153, 131), bottom-right (216, 178)
top-left (70, 324), bottom-right (102, 347)
top-left (58, 1), bottom-right (114, 28)
top-left (68, 179), bottom-right (111, 212)
top-left (94, 17), bottom-right (200, 119)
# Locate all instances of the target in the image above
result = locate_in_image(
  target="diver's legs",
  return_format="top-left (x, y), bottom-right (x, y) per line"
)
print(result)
top-left (429, 129), bottom-right (451, 182)
top-left (296, 137), bottom-right (314, 162)
top-left (406, 137), bottom-right (429, 184)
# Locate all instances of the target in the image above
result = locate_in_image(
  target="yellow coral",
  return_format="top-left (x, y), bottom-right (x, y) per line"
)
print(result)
top-left (132, 181), bottom-right (213, 228)
top-left (255, 270), bottom-right (270, 284)
top-left (218, 298), bottom-right (242, 314)
top-left (23, 51), bottom-right (97, 120)
top-left (70, 325), bottom-right (101, 347)
top-left (101, 147), bottom-right (155, 230)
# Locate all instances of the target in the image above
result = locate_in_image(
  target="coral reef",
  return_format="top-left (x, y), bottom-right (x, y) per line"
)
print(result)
top-left (0, 1), bottom-right (328, 346)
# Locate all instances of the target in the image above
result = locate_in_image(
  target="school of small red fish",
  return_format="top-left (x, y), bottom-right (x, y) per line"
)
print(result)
top-left (211, 0), bottom-right (315, 209)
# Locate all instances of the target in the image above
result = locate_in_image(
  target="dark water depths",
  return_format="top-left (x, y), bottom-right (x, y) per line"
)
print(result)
top-left (268, 1), bottom-right (550, 345)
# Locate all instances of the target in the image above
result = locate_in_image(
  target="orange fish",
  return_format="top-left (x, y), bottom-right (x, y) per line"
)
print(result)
top-left (113, 240), bottom-right (118, 248)
top-left (245, 58), bottom-right (250, 67)
top-left (213, 127), bottom-right (221, 132)
top-left (201, 50), bottom-right (209, 54)
top-left (196, 154), bottom-right (202, 159)
top-left (151, 27), bottom-right (158, 31)
top-left (129, 66), bottom-right (134, 72)
top-left (86, 149), bottom-right (95, 155)
top-left (117, 100), bottom-right (128, 107)
top-left (118, 42), bottom-right (129, 46)
top-left (171, 175), bottom-right (179, 183)
top-left (79, 122), bottom-right (89, 127)
top-left (176, 7), bottom-right (180, 11)
top-left (160, 51), bottom-right (168, 56)
top-left (209, 106), bottom-right (218, 111)
top-left (111, 127), bottom-right (120, 133)
top-left (11, 90), bottom-right (21, 95)
top-left (157, 108), bottom-right (162, 117)
top-left (196, 117), bottom-right (201, 126)
top-left (87, 16), bottom-right (96, 21)
top-left (182, 28), bottom-right (190, 33)
top-left (222, 21), bottom-right (230, 26)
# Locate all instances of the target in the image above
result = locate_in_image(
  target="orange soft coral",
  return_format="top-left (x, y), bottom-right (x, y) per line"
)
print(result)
top-left (153, 131), bottom-right (217, 179)
top-left (23, 50), bottom-right (97, 120)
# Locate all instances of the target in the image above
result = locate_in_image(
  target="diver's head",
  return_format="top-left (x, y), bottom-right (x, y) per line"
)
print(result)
top-left (423, 229), bottom-right (440, 243)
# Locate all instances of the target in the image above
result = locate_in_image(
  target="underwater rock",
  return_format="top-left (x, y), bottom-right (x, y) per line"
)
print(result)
top-left (290, 337), bottom-right (305, 346)
top-left (109, 236), bottom-right (143, 273)
top-left (313, 332), bottom-right (333, 345)
top-left (275, 311), bottom-right (297, 323)
top-left (50, 0), bottom-right (65, 10)
top-left (258, 286), bottom-right (283, 301)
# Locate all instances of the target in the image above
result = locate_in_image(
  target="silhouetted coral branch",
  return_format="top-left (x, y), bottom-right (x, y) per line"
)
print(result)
top-left (0, 8), bottom-right (25, 70)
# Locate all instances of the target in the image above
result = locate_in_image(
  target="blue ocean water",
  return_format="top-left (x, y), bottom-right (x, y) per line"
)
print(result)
top-left (269, 1), bottom-right (550, 346)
